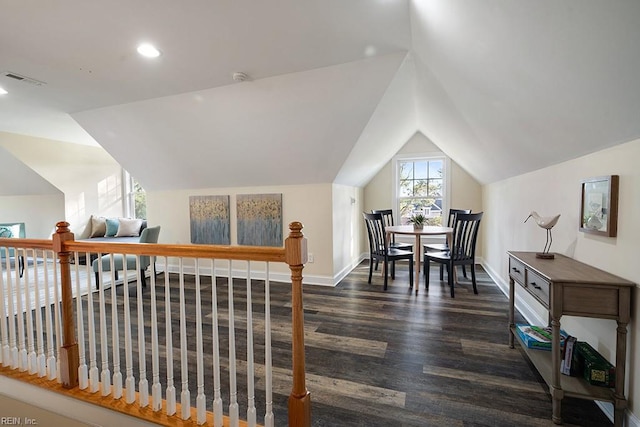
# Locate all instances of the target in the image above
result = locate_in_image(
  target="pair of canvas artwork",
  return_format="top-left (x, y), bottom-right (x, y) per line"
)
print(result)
top-left (189, 194), bottom-right (283, 247)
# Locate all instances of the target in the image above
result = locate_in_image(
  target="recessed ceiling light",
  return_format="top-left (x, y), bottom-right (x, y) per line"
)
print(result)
top-left (0, 87), bottom-right (7, 95)
top-left (137, 43), bottom-right (161, 58)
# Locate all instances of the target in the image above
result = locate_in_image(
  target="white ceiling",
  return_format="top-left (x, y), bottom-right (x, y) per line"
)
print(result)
top-left (1, 0), bottom-right (639, 191)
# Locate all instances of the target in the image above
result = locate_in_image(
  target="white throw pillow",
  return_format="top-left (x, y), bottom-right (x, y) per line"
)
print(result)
top-left (116, 218), bottom-right (143, 237)
top-left (90, 216), bottom-right (107, 238)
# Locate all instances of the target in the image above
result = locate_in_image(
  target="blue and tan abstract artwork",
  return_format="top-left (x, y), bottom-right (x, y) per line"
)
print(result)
top-left (237, 193), bottom-right (283, 247)
top-left (189, 195), bottom-right (230, 245)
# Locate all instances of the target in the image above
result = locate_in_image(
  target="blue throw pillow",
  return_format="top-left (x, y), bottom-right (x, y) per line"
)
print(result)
top-left (105, 218), bottom-right (120, 237)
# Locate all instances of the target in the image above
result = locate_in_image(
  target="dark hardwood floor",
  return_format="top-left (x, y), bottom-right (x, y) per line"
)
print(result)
top-left (85, 260), bottom-right (613, 427)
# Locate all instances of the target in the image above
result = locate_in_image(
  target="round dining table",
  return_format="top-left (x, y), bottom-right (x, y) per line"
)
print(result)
top-left (385, 225), bottom-right (453, 277)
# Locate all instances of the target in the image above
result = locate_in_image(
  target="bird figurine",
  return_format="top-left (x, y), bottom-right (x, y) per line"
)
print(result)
top-left (524, 211), bottom-right (561, 259)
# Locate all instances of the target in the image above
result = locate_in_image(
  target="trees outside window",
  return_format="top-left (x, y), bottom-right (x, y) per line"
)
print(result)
top-left (396, 157), bottom-right (448, 226)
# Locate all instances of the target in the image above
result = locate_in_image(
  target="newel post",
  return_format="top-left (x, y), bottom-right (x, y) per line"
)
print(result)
top-left (285, 222), bottom-right (311, 427)
top-left (52, 221), bottom-right (79, 388)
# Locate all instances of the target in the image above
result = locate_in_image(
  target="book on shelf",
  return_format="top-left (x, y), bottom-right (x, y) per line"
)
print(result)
top-left (515, 324), bottom-right (568, 351)
top-left (561, 335), bottom-right (578, 375)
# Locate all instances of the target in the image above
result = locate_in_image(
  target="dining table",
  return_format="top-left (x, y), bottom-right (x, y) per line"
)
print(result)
top-left (385, 225), bottom-right (453, 278)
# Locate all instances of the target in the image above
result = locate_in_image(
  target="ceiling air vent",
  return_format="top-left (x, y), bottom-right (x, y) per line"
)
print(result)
top-left (2, 71), bottom-right (46, 86)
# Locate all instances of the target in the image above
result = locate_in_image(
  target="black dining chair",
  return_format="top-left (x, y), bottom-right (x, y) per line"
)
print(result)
top-left (371, 209), bottom-right (412, 271)
top-left (424, 212), bottom-right (483, 297)
top-left (363, 212), bottom-right (414, 290)
top-left (423, 208), bottom-right (471, 279)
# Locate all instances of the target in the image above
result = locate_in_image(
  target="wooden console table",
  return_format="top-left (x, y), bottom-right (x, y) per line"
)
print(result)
top-left (507, 251), bottom-right (634, 426)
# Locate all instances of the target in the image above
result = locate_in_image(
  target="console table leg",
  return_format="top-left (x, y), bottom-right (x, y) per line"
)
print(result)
top-left (550, 317), bottom-right (563, 424)
top-left (508, 277), bottom-right (515, 348)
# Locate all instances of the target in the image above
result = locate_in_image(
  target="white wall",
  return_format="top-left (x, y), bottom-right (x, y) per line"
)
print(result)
top-left (0, 133), bottom-right (123, 238)
top-left (332, 184), bottom-right (364, 282)
top-left (482, 138), bottom-right (640, 421)
top-left (147, 183), bottom-right (335, 285)
top-left (0, 195), bottom-right (64, 238)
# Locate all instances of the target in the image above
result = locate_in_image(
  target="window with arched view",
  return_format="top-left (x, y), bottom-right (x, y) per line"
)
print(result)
top-left (397, 157), bottom-right (445, 226)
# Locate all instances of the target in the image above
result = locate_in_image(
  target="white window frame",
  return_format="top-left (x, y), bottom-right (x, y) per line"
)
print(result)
top-left (122, 169), bottom-right (146, 219)
top-left (392, 152), bottom-right (451, 228)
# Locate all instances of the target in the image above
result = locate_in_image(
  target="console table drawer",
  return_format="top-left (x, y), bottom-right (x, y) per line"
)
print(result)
top-left (525, 270), bottom-right (550, 307)
top-left (509, 258), bottom-right (525, 285)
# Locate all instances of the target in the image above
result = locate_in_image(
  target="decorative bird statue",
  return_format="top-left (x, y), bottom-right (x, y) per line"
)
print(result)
top-left (525, 211), bottom-right (561, 259)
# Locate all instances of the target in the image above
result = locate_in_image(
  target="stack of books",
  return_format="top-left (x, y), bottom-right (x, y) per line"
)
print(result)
top-left (515, 324), bottom-right (568, 351)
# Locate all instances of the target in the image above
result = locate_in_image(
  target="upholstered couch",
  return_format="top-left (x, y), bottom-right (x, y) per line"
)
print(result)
top-left (75, 215), bottom-right (149, 264)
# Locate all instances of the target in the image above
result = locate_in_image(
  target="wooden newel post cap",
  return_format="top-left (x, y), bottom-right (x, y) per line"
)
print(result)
top-left (56, 221), bottom-right (71, 234)
top-left (53, 221), bottom-right (75, 252)
top-left (286, 222), bottom-right (308, 265)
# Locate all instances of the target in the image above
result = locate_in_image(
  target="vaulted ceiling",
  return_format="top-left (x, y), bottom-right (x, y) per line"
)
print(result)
top-left (1, 1), bottom-right (639, 192)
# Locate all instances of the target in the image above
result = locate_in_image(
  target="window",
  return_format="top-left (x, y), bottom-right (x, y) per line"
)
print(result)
top-left (394, 155), bottom-right (450, 226)
top-left (123, 170), bottom-right (147, 219)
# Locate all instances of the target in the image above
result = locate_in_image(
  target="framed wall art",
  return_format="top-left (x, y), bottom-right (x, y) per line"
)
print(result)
top-left (237, 193), bottom-right (283, 247)
top-left (189, 195), bottom-right (231, 244)
top-left (579, 175), bottom-right (618, 237)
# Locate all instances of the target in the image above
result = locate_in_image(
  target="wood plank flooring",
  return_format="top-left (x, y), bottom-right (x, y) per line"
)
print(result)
top-left (79, 260), bottom-right (612, 427)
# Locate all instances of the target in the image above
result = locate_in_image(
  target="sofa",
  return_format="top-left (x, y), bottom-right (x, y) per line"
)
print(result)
top-left (75, 215), bottom-right (149, 264)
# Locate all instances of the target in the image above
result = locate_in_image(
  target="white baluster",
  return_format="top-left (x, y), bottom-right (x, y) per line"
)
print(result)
top-left (43, 252), bottom-right (56, 379)
top-left (211, 259), bottom-right (223, 427)
top-left (178, 258), bottom-right (190, 420)
top-left (52, 258), bottom-right (62, 382)
top-left (195, 259), bottom-right (206, 424)
top-left (111, 254), bottom-right (122, 399)
top-left (137, 256), bottom-right (149, 407)
top-left (123, 260), bottom-right (136, 404)
top-left (150, 256), bottom-right (162, 412)
top-left (24, 250), bottom-right (37, 374)
top-left (15, 250), bottom-right (27, 371)
top-left (264, 263), bottom-right (274, 427)
top-left (98, 255), bottom-right (111, 395)
top-left (35, 255), bottom-right (46, 378)
top-left (6, 253), bottom-right (18, 369)
top-left (86, 254), bottom-right (99, 392)
top-left (164, 257), bottom-right (176, 416)
top-left (246, 261), bottom-right (256, 427)
top-left (0, 255), bottom-right (9, 365)
top-left (228, 260), bottom-right (239, 426)
top-left (73, 254), bottom-right (88, 388)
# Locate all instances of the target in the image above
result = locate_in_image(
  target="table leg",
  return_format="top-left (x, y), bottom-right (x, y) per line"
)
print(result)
top-left (415, 235), bottom-right (421, 276)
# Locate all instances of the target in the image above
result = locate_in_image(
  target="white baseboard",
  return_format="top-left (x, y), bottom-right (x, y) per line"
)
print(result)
top-left (481, 260), bottom-right (638, 426)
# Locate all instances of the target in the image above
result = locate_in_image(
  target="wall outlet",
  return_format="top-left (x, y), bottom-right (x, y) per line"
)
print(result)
top-left (308, 253), bottom-right (314, 263)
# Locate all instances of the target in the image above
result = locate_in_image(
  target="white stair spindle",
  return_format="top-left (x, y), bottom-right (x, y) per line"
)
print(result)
top-left (246, 261), bottom-right (256, 426)
top-left (5, 254), bottom-right (17, 369)
top-left (178, 258), bottom-right (190, 420)
top-left (211, 259), bottom-right (223, 427)
top-left (264, 263), bottom-right (274, 427)
top-left (73, 255), bottom-right (88, 389)
top-left (164, 257), bottom-right (176, 416)
top-left (24, 250), bottom-right (37, 374)
top-left (0, 255), bottom-right (10, 365)
top-left (86, 254), bottom-right (99, 393)
top-left (15, 250), bottom-right (27, 371)
top-left (194, 259), bottom-right (206, 424)
top-left (136, 256), bottom-right (149, 407)
top-left (228, 260), bottom-right (239, 426)
top-left (52, 259), bottom-right (62, 382)
top-left (98, 255), bottom-right (111, 395)
top-left (111, 255), bottom-right (122, 399)
top-left (150, 256), bottom-right (162, 412)
top-left (34, 253), bottom-right (46, 377)
top-left (123, 260), bottom-right (136, 404)
top-left (42, 253), bottom-right (56, 379)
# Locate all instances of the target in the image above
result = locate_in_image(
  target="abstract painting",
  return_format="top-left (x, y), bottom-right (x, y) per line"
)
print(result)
top-left (189, 195), bottom-right (230, 244)
top-left (237, 193), bottom-right (283, 247)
